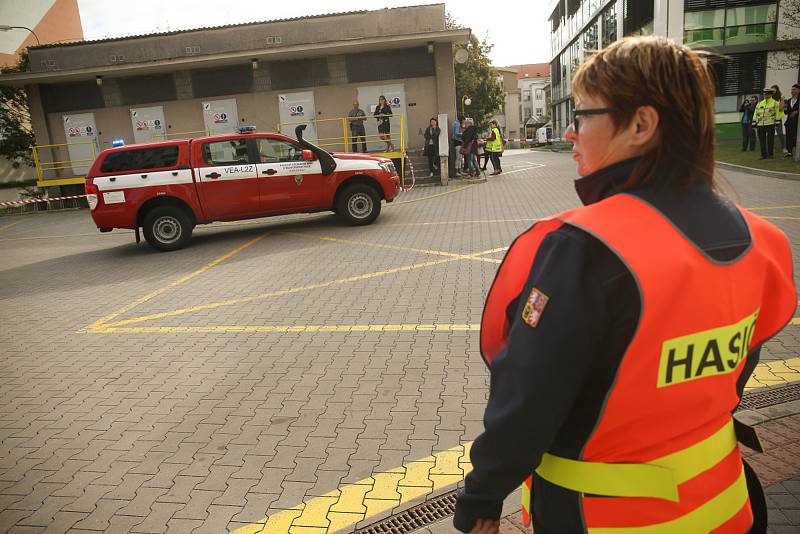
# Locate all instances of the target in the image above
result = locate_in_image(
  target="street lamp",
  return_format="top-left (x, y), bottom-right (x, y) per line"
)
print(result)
top-left (461, 95), bottom-right (471, 117)
top-left (0, 25), bottom-right (41, 46)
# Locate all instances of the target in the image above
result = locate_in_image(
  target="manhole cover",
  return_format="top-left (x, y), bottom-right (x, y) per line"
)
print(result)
top-left (354, 490), bottom-right (457, 533)
top-left (738, 381), bottom-right (800, 410)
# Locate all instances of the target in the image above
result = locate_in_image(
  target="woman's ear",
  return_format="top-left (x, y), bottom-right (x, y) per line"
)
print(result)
top-left (630, 106), bottom-right (660, 148)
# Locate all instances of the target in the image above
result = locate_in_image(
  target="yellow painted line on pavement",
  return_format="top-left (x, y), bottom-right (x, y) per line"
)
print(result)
top-left (229, 357), bottom-right (800, 533)
top-left (279, 231), bottom-right (503, 264)
top-left (0, 231), bottom-right (134, 241)
top-left (82, 233), bottom-right (268, 332)
top-left (90, 323), bottom-right (482, 335)
top-left (392, 184), bottom-right (477, 205)
top-left (230, 442), bottom-right (474, 534)
top-left (0, 218), bottom-right (26, 233)
top-left (745, 356), bottom-right (800, 390)
top-left (762, 216), bottom-right (800, 220)
top-left (385, 218), bottom-right (538, 228)
top-left (99, 247), bottom-right (507, 329)
top-left (747, 204), bottom-right (800, 211)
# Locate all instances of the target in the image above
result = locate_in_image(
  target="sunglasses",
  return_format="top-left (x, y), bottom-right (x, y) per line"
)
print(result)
top-left (572, 107), bottom-right (617, 134)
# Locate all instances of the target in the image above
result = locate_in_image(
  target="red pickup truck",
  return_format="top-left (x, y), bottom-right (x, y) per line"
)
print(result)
top-left (85, 126), bottom-right (401, 251)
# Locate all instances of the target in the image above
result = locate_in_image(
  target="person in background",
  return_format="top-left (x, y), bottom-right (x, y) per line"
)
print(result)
top-left (753, 87), bottom-right (780, 159)
top-left (739, 95), bottom-right (757, 152)
top-left (348, 100), bottom-right (367, 153)
top-left (785, 84), bottom-right (799, 158)
top-left (452, 115), bottom-right (465, 176)
top-left (424, 117), bottom-right (441, 178)
top-left (374, 95), bottom-right (395, 152)
top-left (453, 35), bottom-right (796, 534)
top-left (484, 119), bottom-right (504, 175)
top-left (771, 85), bottom-right (788, 156)
top-left (461, 118), bottom-right (479, 177)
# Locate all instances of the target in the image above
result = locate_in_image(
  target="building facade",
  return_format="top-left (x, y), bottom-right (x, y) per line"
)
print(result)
top-left (491, 67), bottom-right (522, 146)
top-left (1, 4), bottom-right (468, 190)
top-left (548, 0), bottom-right (800, 139)
top-left (513, 63), bottom-right (550, 140)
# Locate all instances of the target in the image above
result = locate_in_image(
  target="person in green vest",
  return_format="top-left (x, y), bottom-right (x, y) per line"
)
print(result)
top-left (752, 87), bottom-right (781, 159)
top-left (485, 120), bottom-right (504, 175)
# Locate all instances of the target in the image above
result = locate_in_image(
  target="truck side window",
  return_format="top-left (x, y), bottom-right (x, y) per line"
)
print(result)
top-left (256, 138), bottom-right (301, 163)
top-left (202, 139), bottom-right (250, 166)
top-left (101, 146), bottom-right (179, 173)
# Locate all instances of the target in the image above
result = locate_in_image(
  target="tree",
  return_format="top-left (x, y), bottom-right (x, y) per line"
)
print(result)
top-left (768, 0), bottom-right (800, 72)
top-left (447, 14), bottom-right (504, 129)
top-left (0, 52), bottom-right (35, 168)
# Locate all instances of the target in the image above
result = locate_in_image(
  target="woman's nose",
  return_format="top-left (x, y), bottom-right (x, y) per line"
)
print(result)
top-left (564, 123), bottom-right (577, 141)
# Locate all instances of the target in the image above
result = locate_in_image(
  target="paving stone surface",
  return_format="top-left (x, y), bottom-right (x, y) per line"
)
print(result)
top-left (0, 152), bottom-right (798, 533)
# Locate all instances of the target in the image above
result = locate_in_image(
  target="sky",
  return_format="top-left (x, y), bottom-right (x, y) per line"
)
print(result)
top-left (75, 0), bottom-right (552, 67)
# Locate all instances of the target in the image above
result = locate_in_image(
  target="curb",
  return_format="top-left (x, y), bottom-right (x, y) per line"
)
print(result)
top-left (716, 160), bottom-right (800, 181)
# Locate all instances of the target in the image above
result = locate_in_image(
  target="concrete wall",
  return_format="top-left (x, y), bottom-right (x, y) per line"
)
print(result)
top-left (40, 76), bottom-right (440, 177)
top-left (29, 4), bottom-right (446, 72)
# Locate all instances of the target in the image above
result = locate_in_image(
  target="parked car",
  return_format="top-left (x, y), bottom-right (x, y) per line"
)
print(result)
top-left (85, 126), bottom-right (401, 251)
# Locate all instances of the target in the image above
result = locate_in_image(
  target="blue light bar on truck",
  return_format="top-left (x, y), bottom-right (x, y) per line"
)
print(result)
top-left (112, 139), bottom-right (125, 147)
top-left (238, 126), bottom-right (257, 133)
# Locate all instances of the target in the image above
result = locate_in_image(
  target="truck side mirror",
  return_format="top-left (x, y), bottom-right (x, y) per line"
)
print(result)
top-left (301, 149), bottom-right (315, 161)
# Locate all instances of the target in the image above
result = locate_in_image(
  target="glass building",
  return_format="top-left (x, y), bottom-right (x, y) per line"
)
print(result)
top-left (547, 0), bottom-right (799, 140)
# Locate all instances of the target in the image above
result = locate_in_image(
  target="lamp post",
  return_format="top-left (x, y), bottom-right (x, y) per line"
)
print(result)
top-left (461, 95), bottom-right (471, 117)
top-left (0, 25), bottom-right (40, 46)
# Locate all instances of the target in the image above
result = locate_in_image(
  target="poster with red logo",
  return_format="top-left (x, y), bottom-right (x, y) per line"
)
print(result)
top-left (130, 106), bottom-right (166, 143)
top-left (62, 113), bottom-right (98, 176)
top-left (278, 92), bottom-right (317, 142)
top-left (202, 99), bottom-right (239, 135)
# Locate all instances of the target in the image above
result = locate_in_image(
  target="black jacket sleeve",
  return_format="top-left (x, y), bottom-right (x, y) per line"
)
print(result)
top-left (453, 229), bottom-right (608, 533)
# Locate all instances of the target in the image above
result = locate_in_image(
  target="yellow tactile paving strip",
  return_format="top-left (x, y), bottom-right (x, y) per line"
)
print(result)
top-left (229, 357), bottom-right (800, 534)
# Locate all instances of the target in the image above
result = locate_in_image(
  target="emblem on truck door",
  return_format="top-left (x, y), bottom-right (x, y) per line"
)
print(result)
top-left (295, 175), bottom-right (303, 185)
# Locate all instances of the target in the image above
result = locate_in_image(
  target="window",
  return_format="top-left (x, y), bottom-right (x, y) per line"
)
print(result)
top-left (535, 89), bottom-right (544, 100)
top-left (602, 3), bottom-right (618, 47)
top-left (524, 90), bottom-right (531, 101)
top-left (202, 139), bottom-right (249, 166)
top-left (684, 3), bottom-right (777, 47)
top-left (583, 21), bottom-right (598, 51)
top-left (623, 0), bottom-right (654, 36)
top-left (708, 52), bottom-right (767, 96)
top-left (536, 108), bottom-right (544, 116)
top-left (100, 146), bottom-right (179, 173)
top-left (255, 138), bottom-right (302, 163)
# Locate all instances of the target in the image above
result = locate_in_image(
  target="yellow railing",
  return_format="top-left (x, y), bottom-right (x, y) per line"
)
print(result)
top-left (32, 141), bottom-right (97, 187)
top-left (277, 114), bottom-right (407, 184)
top-left (150, 129), bottom-right (212, 141)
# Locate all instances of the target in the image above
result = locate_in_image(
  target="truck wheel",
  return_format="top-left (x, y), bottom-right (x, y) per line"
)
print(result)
top-left (337, 184), bottom-right (381, 225)
top-left (142, 206), bottom-right (193, 251)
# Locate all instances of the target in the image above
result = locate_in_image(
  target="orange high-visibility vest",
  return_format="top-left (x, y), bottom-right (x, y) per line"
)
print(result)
top-left (480, 194), bottom-right (796, 532)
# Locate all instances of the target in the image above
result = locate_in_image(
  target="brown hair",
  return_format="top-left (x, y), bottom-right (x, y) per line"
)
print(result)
top-left (572, 36), bottom-right (717, 190)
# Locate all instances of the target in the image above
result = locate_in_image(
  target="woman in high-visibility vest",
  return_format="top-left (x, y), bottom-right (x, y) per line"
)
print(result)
top-left (454, 36), bottom-right (796, 534)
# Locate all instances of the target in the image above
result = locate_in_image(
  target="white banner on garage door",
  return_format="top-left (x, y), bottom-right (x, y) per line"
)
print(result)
top-left (202, 98), bottom-right (239, 135)
top-left (130, 106), bottom-right (166, 143)
top-left (62, 112), bottom-right (98, 176)
top-left (358, 84), bottom-right (407, 152)
top-left (278, 92), bottom-right (317, 142)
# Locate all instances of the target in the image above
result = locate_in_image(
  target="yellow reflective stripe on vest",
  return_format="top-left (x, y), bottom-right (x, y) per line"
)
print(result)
top-left (521, 480), bottom-right (531, 514)
top-left (587, 468), bottom-right (748, 533)
top-left (535, 419), bottom-right (736, 501)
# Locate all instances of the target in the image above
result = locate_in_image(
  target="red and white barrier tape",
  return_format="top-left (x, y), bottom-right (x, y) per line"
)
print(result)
top-left (0, 194), bottom-right (87, 208)
top-left (401, 151), bottom-right (415, 192)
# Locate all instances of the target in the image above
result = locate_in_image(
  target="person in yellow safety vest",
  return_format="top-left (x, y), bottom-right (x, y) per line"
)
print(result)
top-left (453, 36), bottom-right (796, 534)
top-left (753, 87), bottom-right (781, 159)
top-left (484, 120), bottom-right (504, 175)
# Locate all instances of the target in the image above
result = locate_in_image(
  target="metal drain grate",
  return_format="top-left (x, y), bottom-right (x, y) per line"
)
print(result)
top-left (354, 490), bottom-right (458, 533)
top-left (738, 381), bottom-right (800, 410)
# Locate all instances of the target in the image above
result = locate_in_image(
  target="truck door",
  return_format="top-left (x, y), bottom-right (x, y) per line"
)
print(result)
top-left (195, 138), bottom-right (259, 220)
top-left (254, 137), bottom-right (323, 212)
